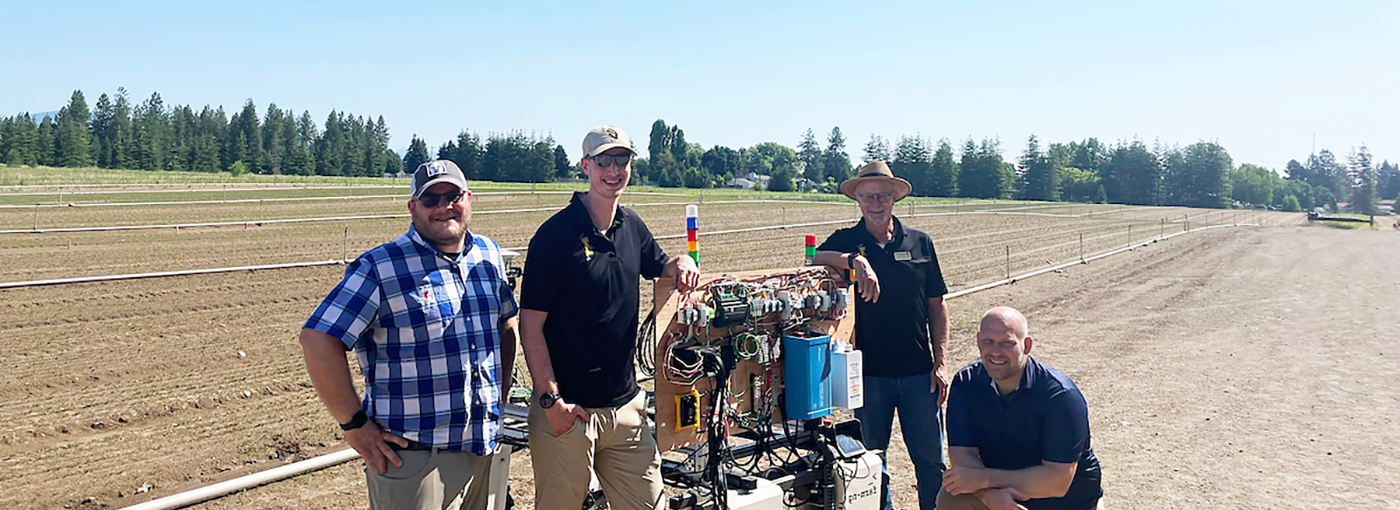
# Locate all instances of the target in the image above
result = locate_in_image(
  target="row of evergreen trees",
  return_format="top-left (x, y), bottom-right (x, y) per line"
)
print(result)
top-left (0, 90), bottom-right (399, 176)
top-left (401, 132), bottom-right (573, 184)
top-left (618, 119), bottom-right (1397, 214)
top-left (5, 91), bottom-right (1395, 213)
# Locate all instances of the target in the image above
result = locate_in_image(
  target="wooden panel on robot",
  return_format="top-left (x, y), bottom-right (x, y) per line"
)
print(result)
top-left (652, 266), bottom-right (855, 453)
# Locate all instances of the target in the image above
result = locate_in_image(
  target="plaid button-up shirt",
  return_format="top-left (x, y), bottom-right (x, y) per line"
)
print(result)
top-left (304, 225), bottom-right (518, 455)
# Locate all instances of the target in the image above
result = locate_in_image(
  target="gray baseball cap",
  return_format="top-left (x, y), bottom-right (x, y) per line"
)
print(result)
top-left (410, 159), bottom-right (468, 199)
top-left (582, 125), bottom-right (637, 158)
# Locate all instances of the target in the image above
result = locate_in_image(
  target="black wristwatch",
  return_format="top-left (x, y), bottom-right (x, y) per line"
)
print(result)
top-left (539, 392), bottom-right (561, 409)
top-left (848, 253), bottom-right (860, 269)
top-left (339, 409), bottom-right (369, 431)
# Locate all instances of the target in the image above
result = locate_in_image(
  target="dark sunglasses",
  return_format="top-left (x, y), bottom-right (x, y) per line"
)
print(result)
top-left (417, 190), bottom-right (467, 208)
top-left (590, 153), bottom-right (632, 168)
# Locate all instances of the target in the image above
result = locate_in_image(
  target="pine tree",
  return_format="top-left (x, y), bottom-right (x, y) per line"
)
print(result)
top-left (52, 90), bottom-right (94, 167)
top-left (1016, 135), bottom-right (1059, 201)
top-left (554, 145), bottom-right (573, 179)
top-left (1106, 140), bottom-right (1161, 205)
top-left (36, 115), bottom-right (55, 166)
top-left (132, 92), bottom-right (170, 170)
top-left (2, 113), bottom-right (39, 165)
top-left (112, 89), bottom-right (136, 169)
top-left (823, 127), bottom-right (851, 182)
top-left (1163, 142), bottom-right (1232, 208)
top-left (929, 139), bottom-right (958, 197)
top-left (958, 138), bottom-right (1011, 199)
top-left (1348, 146), bottom-right (1378, 215)
top-left (191, 106), bottom-right (223, 172)
top-left (316, 111), bottom-right (343, 176)
top-left (92, 94), bottom-right (114, 167)
top-left (892, 136), bottom-right (932, 196)
top-left (261, 104), bottom-right (286, 174)
top-left (798, 129), bottom-right (824, 182)
top-left (862, 134), bottom-right (890, 164)
top-left (403, 135), bottom-right (431, 174)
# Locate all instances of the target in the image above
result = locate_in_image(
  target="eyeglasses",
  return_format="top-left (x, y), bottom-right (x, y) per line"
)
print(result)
top-left (855, 192), bottom-right (894, 204)
top-left (417, 190), bottom-right (467, 208)
top-left (590, 153), bottom-right (632, 168)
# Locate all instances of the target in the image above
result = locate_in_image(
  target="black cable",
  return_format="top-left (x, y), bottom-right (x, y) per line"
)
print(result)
top-left (636, 308), bottom-right (657, 377)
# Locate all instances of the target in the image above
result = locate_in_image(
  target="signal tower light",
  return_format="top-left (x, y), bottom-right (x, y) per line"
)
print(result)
top-left (804, 234), bottom-right (816, 266)
top-left (686, 204), bottom-right (699, 265)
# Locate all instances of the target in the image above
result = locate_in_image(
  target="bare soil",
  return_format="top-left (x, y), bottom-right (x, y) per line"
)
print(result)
top-left (0, 203), bottom-right (1347, 509)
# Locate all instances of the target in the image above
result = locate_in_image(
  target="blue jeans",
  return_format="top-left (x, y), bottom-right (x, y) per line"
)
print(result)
top-left (854, 372), bottom-right (947, 510)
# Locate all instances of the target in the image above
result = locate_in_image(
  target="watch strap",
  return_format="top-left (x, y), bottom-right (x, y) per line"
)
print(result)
top-left (339, 410), bottom-right (369, 431)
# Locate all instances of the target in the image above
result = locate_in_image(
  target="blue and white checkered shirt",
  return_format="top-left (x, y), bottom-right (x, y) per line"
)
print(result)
top-left (304, 225), bottom-right (518, 455)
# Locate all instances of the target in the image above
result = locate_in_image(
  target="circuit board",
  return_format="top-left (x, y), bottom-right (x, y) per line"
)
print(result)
top-left (651, 266), bottom-right (855, 453)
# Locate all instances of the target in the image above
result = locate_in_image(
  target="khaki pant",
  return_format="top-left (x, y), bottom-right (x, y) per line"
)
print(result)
top-left (528, 390), bottom-right (663, 510)
top-left (367, 448), bottom-right (494, 510)
top-left (935, 488), bottom-right (1104, 510)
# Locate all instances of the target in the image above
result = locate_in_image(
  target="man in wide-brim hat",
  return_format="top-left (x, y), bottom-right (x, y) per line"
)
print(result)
top-left (815, 160), bottom-right (952, 510)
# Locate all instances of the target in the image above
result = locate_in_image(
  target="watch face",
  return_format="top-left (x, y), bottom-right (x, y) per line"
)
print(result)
top-left (540, 392), bottom-right (558, 408)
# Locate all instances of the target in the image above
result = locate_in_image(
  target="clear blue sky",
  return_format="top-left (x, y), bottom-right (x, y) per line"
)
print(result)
top-left (3, 0), bottom-right (1396, 171)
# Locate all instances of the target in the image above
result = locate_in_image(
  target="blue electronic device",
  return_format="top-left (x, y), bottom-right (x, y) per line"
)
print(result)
top-left (782, 331), bottom-right (832, 420)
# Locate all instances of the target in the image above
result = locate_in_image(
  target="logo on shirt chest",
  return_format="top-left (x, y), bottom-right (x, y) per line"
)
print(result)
top-left (580, 234), bottom-right (595, 261)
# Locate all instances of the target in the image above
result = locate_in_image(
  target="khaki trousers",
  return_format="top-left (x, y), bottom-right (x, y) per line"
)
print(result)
top-left (366, 448), bottom-right (494, 510)
top-left (528, 390), bottom-right (663, 510)
top-left (935, 488), bottom-right (1104, 510)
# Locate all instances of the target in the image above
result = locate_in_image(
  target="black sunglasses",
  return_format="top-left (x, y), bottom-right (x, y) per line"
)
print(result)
top-left (417, 190), bottom-right (467, 208)
top-left (590, 153), bottom-right (632, 168)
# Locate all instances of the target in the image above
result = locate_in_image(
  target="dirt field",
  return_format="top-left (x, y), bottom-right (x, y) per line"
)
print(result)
top-left (0, 191), bottom-right (1345, 509)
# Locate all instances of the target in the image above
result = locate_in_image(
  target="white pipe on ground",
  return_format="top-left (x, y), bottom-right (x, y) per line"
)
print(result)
top-left (118, 448), bottom-right (360, 510)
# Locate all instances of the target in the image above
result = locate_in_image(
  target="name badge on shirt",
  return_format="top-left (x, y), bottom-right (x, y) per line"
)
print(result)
top-left (894, 251), bottom-right (912, 261)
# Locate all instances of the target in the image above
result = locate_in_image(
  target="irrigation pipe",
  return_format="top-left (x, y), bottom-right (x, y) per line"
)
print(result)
top-left (944, 224), bottom-right (1246, 299)
top-left (0, 259), bottom-right (344, 290)
top-left (0, 194), bottom-right (405, 210)
top-left (118, 448), bottom-right (360, 510)
top-left (112, 223), bottom-right (1258, 510)
top-left (1, 198), bottom-right (1001, 235)
top-left (0, 205), bottom-right (1232, 288)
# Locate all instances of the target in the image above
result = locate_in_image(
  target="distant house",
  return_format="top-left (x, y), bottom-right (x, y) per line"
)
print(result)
top-left (726, 177), bottom-right (756, 190)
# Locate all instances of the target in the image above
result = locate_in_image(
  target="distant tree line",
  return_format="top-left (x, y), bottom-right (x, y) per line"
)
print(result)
top-left (0, 89), bottom-right (400, 176)
top-left (7, 92), bottom-right (1396, 213)
top-left (418, 131), bottom-right (571, 184)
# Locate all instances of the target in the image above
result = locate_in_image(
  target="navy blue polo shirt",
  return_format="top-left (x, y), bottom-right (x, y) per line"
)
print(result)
top-left (520, 192), bottom-right (668, 408)
top-left (947, 356), bottom-right (1102, 510)
top-left (817, 216), bottom-right (948, 377)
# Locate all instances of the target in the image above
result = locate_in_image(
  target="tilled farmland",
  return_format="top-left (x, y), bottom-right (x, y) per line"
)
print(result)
top-left (0, 184), bottom-right (1307, 509)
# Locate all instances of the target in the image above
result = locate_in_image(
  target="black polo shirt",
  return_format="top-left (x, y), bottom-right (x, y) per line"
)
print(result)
top-left (520, 192), bottom-right (668, 408)
top-left (817, 217), bottom-right (948, 377)
top-left (947, 357), bottom-right (1103, 510)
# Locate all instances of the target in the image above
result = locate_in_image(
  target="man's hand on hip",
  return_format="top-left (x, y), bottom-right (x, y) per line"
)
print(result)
top-left (345, 421), bottom-right (408, 474)
top-left (545, 400), bottom-right (590, 436)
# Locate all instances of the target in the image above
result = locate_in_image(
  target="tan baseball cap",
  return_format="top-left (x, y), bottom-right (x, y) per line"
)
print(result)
top-left (582, 125), bottom-right (637, 158)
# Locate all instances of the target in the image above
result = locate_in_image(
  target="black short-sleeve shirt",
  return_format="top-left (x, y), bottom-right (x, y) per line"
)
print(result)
top-left (817, 217), bottom-right (949, 377)
top-left (520, 192), bottom-right (668, 408)
top-left (947, 357), bottom-right (1103, 510)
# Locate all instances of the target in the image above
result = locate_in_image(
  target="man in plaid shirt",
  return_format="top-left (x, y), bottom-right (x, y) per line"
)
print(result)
top-left (300, 159), bottom-right (519, 510)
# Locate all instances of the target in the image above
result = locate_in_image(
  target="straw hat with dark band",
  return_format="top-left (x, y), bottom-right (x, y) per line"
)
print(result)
top-left (840, 160), bottom-right (912, 202)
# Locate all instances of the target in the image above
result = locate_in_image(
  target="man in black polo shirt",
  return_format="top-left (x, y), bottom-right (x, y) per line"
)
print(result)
top-left (939, 307), bottom-right (1102, 510)
top-left (519, 125), bottom-right (700, 510)
top-left (815, 160), bottom-right (951, 510)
